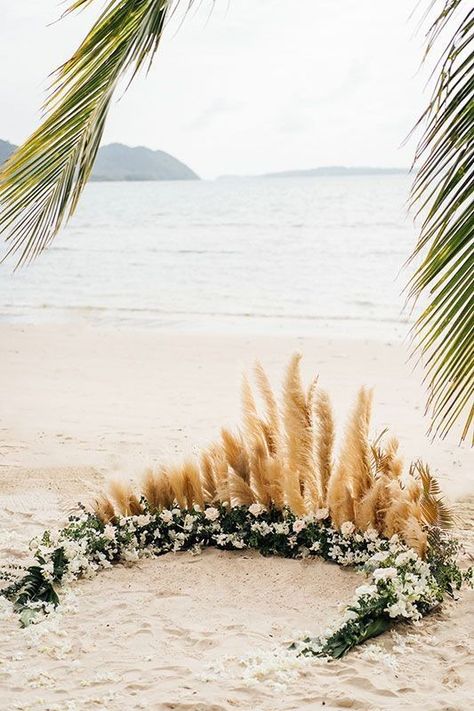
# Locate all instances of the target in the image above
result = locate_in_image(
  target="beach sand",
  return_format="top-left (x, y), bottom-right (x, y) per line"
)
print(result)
top-left (1, 324), bottom-right (473, 710)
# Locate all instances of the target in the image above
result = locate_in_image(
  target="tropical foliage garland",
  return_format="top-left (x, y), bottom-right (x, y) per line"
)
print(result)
top-left (0, 356), bottom-right (471, 658)
top-left (0, 503), bottom-right (470, 658)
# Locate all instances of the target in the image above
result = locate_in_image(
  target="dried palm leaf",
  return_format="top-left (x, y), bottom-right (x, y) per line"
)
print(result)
top-left (414, 460), bottom-right (454, 528)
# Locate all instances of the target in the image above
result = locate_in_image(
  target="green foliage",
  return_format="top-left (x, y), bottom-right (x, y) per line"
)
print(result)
top-left (410, 0), bottom-right (474, 443)
top-left (1, 503), bottom-right (471, 656)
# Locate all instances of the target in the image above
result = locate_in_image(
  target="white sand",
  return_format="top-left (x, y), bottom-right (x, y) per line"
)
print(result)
top-left (0, 324), bottom-right (473, 710)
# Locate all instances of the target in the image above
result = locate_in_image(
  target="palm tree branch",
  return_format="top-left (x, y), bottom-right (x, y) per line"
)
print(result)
top-left (0, 0), bottom-right (181, 268)
top-left (410, 1), bottom-right (474, 443)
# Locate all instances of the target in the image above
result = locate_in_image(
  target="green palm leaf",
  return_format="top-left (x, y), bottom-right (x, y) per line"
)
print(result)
top-left (0, 0), bottom-right (176, 267)
top-left (410, 0), bottom-right (474, 444)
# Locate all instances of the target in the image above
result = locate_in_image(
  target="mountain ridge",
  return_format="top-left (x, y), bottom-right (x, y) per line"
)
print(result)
top-left (0, 140), bottom-right (199, 181)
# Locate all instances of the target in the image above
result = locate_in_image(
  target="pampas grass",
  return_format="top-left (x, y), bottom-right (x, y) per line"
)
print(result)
top-left (283, 353), bottom-right (319, 510)
top-left (315, 389), bottom-right (335, 505)
top-left (94, 355), bottom-right (450, 557)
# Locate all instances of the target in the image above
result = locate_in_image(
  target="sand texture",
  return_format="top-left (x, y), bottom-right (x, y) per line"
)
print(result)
top-left (0, 324), bottom-right (473, 710)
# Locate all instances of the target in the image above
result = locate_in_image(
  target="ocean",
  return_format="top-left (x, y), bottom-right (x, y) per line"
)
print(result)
top-left (0, 174), bottom-right (419, 341)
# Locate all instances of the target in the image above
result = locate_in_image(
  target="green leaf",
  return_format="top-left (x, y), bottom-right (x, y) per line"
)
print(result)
top-left (410, 1), bottom-right (474, 444)
top-left (0, 0), bottom-right (183, 267)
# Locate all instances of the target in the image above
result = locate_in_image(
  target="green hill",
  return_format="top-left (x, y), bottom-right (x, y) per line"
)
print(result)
top-left (0, 140), bottom-right (199, 181)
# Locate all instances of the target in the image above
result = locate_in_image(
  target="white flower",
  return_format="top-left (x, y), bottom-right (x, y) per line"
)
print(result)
top-left (273, 522), bottom-right (290, 535)
top-left (183, 514), bottom-right (195, 531)
top-left (387, 601), bottom-right (408, 618)
top-left (373, 567), bottom-right (397, 581)
top-left (310, 542), bottom-right (321, 552)
top-left (340, 521), bottom-right (355, 537)
top-left (204, 507), bottom-right (220, 521)
top-left (122, 548), bottom-right (139, 562)
top-left (394, 551), bottom-right (416, 567)
top-left (251, 521), bottom-right (272, 536)
top-left (231, 537), bottom-right (246, 549)
top-left (160, 510), bottom-right (173, 524)
top-left (342, 609), bottom-right (359, 622)
top-left (315, 508), bottom-right (329, 520)
top-left (249, 503), bottom-right (264, 517)
top-left (102, 525), bottom-right (116, 541)
top-left (364, 528), bottom-right (379, 542)
top-left (369, 551), bottom-right (390, 564)
top-left (292, 519), bottom-right (306, 534)
top-left (135, 514), bottom-right (151, 527)
top-left (355, 584), bottom-right (377, 598)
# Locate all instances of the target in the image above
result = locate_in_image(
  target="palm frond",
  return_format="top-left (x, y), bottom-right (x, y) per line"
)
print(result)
top-left (410, 0), bottom-right (474, 443)
top-left (412, 459), bottom-right (455, 528)
top-left (0, 0), bottom-right (179, 267)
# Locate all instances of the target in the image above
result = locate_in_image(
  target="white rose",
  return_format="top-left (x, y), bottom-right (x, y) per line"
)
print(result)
top-left (292, 519), bottom-right (306, 534)
top-left (315, 508), bottom-right (329, 520)
top-left (135, 514), bottom-right (151, 527)
top-left (160, 510), bottom-right (173, 524)
top-left (248, 503), bottom-right (264, 516)
top-left (204, 507), bottom-right (220, 521)
top-left (340, 521), bottom-right (355, 536)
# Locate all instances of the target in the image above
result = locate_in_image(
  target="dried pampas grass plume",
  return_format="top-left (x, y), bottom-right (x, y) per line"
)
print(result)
top-left (254, 361), bottom-right (281, 455)
top-left (283, 353), bottom-right (319, 508)
top-left (314, 389), bottom-right (335, 505)
top-left (343, 387), bottom-right (373, 505)
top-left (200, 451), bottom-right (217, 502)
top-left (95, 494), bottom-right (115, 523)
top-left (93, 354), bottom-right (451, 558)
top-left (108, 479), bottom-right (143, 517)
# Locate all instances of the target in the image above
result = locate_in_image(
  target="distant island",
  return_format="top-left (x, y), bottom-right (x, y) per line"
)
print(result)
top-left (0, 140), bottom-right (199, 181)
top-left (219, 166), bottom-right (409, 180)
top-left (1, 139), bottom-right (408, 182)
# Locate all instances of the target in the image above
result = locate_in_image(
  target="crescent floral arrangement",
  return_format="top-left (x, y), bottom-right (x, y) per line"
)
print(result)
top-left (1, 355), bottom-right (471, 658)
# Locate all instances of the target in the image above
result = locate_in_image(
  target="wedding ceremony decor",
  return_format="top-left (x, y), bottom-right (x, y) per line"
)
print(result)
top-left (1, 355), bottom-right (471, 658)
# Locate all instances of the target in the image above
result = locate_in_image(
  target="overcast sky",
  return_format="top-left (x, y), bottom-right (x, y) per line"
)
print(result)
top-left (0, 1), bottom-right (430, 178)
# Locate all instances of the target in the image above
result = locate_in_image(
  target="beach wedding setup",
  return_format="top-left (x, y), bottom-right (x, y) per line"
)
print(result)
top-left (1, 355), bottom-right (471, 660)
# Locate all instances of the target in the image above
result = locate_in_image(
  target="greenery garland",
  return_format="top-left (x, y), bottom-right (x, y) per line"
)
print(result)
top-left (0, 502), bottom-right (471, 658)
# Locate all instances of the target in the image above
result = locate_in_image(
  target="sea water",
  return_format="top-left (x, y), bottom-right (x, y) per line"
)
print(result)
top-left (0, 174), bottom-right (419, 341)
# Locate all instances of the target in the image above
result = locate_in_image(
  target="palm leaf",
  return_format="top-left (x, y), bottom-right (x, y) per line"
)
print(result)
top-left (409, 0), bottom-right (474, 444)
top-left (412, 459), bottom-right (455, 528)
top-left (0, 0), bottom-right (180, 267)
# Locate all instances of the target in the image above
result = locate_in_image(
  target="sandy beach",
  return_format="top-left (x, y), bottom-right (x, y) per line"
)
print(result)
top-left (1, 323), bottom-right (473, 710)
